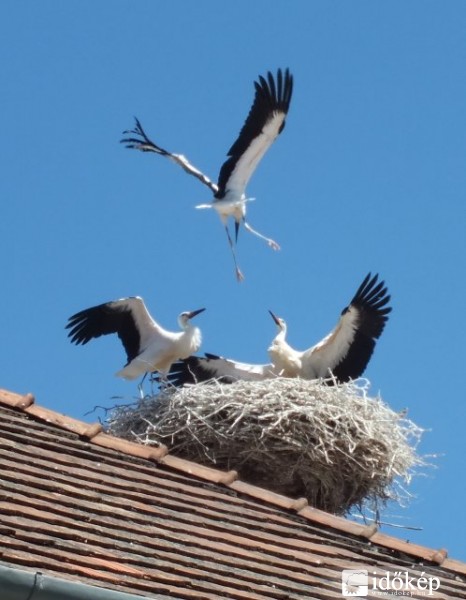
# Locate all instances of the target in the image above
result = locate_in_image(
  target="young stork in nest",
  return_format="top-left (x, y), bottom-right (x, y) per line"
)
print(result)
top-left (268, 273), bottom-right (391, 381)
top-left (121, 68), bottom-right (293, 281)
top-left (66, 297), bottom-right (205, 381)
top-left (166, 352), bottom-right (281, 386)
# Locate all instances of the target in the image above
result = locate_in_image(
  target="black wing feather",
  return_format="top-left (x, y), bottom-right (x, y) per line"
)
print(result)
top-left (165, 353), bottom-right (238, 387)
top-left (66, 301), bottom-right (141, 363)
top-left (216, 68), bottom-right (293, 197)
top-left (121, 117), bottom-right (218, 194)
top-left (120, 117), bottom-right (171, 155)
top-left (332, 273), bottom-right (392, 382)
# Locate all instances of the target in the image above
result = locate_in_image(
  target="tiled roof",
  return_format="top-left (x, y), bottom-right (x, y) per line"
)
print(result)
top-left (0, 387), bottom-right (465, 599)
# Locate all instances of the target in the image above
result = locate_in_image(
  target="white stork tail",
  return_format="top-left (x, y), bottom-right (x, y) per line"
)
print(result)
top-left (268, 273), bottom-right (392, 383)
top-left (66, 297), bottom-right (205, 381)
top-left (121, 68), bottom-right (294, 281)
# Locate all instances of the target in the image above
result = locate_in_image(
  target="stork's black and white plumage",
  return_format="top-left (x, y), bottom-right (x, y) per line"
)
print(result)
top-left (268, 273), bottom-right (391, 382)
top-left (165, 273), bottom-right (391, 387)
top-left (121, 68), bottom-right (293, 281)
top-left (66, 297), bottom-right (205, 380)
top-left (166, 352), bottom-right (280, 387)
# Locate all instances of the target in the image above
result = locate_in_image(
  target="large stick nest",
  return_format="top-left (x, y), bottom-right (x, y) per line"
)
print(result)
top-left (107, 378), bottom-right (425, 515)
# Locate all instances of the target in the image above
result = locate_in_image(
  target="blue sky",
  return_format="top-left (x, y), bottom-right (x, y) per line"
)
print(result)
top-left (1, 2), bottom-right (465, 560)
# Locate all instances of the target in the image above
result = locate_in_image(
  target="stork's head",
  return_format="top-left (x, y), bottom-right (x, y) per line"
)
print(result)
top-left (269, 310), bottom-right (287, 333)
top-left (178, 308), bottom-right (206, 329)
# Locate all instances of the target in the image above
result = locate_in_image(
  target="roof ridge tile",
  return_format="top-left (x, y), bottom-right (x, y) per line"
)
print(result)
top-left (91, 431), bottom-right (169, 460)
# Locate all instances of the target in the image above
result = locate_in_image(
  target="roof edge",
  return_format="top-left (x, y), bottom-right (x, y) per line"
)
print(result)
top-left (0, 387), bottom-right (464, 574)
top-left (0, 563), bottom-right (162, 600)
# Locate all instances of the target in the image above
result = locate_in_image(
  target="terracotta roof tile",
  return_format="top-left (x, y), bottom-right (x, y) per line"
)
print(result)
top-left (0, 387), bottom-right (465, 599)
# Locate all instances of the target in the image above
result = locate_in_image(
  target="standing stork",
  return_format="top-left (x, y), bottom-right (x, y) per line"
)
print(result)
top-left (268, 273), bottom-right (391, 382)
top-left (121, 68), bottom-right (293, 281)
top-left (66, 297), bottom-right (205, 380)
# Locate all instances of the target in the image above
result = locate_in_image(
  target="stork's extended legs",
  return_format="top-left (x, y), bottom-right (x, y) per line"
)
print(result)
top-left (137, 370), bottom-right (171, 398)
top-left (243, 218), bottom-right (280, 251)
top-left (137, 372), bottom-right (149, 399)
top-left (224, 226), bottom-right (245, 282)
top-left (222, 217), bottom-right (278, 281)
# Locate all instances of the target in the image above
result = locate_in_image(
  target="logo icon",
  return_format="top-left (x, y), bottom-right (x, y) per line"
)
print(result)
top-left (342, 570), bottom-right (368, 597)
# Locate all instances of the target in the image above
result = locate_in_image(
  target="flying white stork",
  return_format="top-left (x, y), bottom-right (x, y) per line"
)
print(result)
top-left (66, 297), bottom-right (205, 380)
top-left (121, 68), bottom-right (293, 281)
top-left (164, 273), bottom-right (391, 386)
top-left (268, 273), bottom-right (391, 381)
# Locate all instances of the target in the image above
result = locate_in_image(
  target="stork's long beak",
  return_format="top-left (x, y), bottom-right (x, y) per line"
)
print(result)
top-left (187, 308), bottom-right (206, 320)
top-left (268, 310), bottom-right (281, 326)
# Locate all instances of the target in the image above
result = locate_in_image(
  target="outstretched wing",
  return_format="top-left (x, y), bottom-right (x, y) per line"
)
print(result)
top-left (165, 352), bottom-right (278, 386)
top-left (66, 296), bottom-right (162, 363)
top-left (121, 117), bottom-right (218, 194)
top-left (216, 68), bottom-right (294, 199)
top-left (301, 273), bottom-right (392, 382)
